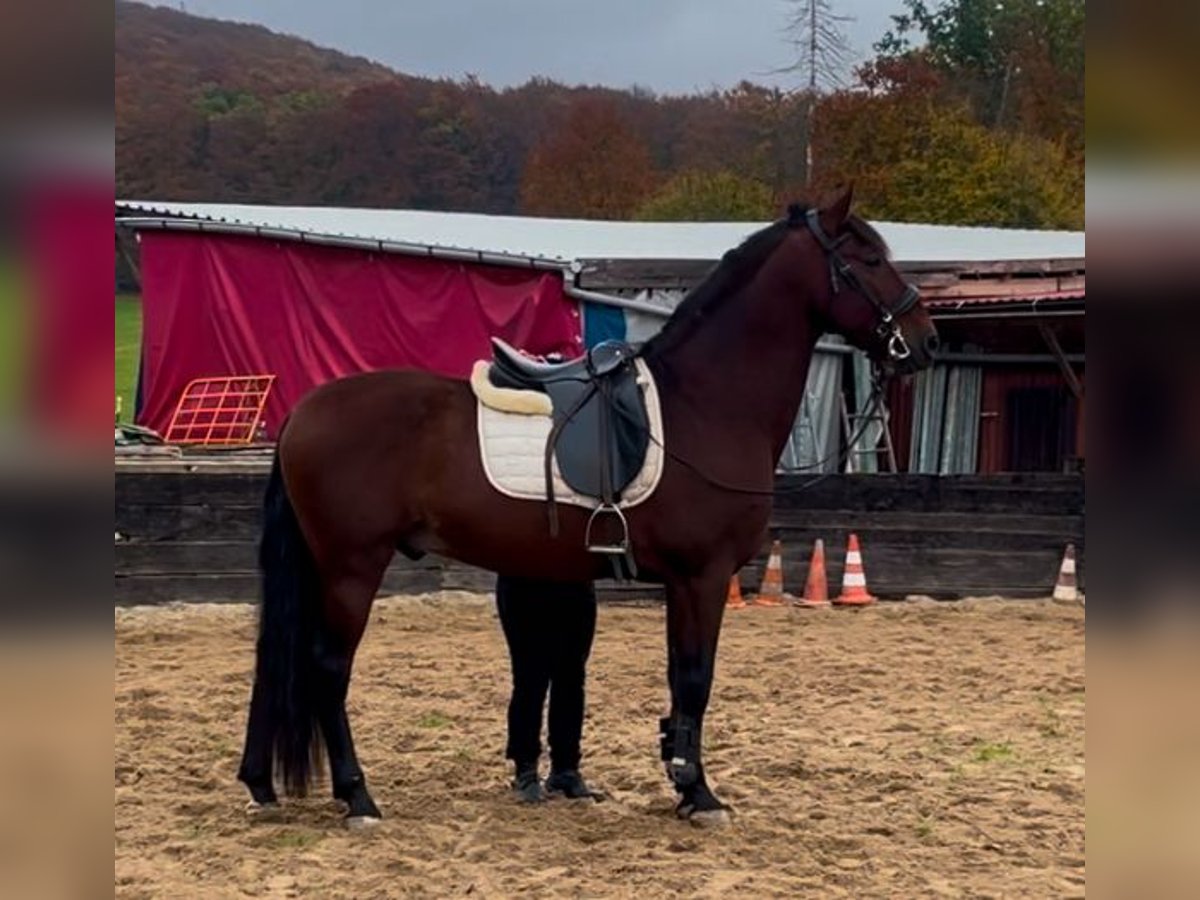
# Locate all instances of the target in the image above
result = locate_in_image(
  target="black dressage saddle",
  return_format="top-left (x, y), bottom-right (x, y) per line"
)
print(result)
top-left (487, 337), bottom-right (651, 572)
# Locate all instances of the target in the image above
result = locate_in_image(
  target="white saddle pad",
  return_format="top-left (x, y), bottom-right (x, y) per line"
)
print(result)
top-left (476, 358), bottom-right (665, 509)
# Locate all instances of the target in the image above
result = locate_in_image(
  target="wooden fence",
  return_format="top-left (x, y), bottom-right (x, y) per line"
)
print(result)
top-left (115, 462), bottom-right (1083, 605)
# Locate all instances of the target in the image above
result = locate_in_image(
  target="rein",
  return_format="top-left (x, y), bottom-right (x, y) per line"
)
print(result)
top-left (613, 370), bottom-right (891, 498)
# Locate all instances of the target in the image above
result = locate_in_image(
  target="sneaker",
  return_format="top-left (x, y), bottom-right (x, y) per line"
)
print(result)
top-left (545, 769), bottom-right (604, 801)
top-left (512, 766), bottom-right (545, 804)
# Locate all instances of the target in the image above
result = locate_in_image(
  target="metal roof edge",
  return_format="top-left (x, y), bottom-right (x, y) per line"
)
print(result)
top-left (927, 297), bottom-right (1085, 319)
top-left (116, 200), bottom-right (1084, 235)
top-left (114, 201), bottom-right (1085, 269)
top-left (116, 209), bottom-right (573, 272)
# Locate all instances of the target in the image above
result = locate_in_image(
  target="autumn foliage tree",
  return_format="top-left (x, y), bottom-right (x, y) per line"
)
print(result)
top-left (877, 0), bottom-right (1084, 155)
top-left (116, 0), bottom-right (1084, 229)
top-left (635, 170), bottom-right (776, 221)
top-left (519, 97), bottom-right (658, 218)
top-left (812, 57), bottom-right (1082, 228)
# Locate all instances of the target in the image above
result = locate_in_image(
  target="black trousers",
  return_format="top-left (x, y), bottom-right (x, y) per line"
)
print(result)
top-left (496, 576), bottom-right (597, 771)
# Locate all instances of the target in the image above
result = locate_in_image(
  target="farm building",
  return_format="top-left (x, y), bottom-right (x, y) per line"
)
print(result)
top-left (114, 201), bottom-right (1084, 603)
top-left (115, 201), bottom-right (1084, 475)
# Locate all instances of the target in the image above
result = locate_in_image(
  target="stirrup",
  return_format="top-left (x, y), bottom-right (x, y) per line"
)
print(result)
top-left (584, 503), bottom-right (629, 556)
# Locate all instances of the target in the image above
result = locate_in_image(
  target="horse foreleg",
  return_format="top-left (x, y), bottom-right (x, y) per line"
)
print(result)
top-left (661, 571), bottom-right (732, 825)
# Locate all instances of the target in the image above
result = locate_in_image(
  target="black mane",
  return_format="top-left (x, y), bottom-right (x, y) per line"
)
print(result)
top-left (638, 215), bottom-right (794, 359)
top-left (637, 204), bottom-right (890, 359)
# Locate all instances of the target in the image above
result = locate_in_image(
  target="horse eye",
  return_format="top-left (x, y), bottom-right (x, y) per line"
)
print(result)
top-left (865, 256), bottom-right (882, 267)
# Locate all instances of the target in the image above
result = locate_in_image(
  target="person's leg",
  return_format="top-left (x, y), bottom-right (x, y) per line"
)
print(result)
top-left (496, 574), bottom-right (551, 801)
top-left (545, 581), bottom-right (601, 799)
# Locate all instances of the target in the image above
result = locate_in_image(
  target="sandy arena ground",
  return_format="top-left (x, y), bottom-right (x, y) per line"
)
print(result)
top-left (115, 594), bottom-right (1084, 898)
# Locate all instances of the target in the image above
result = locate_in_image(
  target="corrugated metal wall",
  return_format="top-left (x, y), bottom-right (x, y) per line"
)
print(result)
top-left (907, 358), bottom-right (984, 474)
top-left (778, 343), bottom-right (844, 473)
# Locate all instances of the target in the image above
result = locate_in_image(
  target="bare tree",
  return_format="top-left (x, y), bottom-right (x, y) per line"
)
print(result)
top-left (775, 0), bottom-right (854, 186)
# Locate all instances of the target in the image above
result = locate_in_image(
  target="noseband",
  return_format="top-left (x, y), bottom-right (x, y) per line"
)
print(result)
top-left (804, 209), bottom-right (919, 362)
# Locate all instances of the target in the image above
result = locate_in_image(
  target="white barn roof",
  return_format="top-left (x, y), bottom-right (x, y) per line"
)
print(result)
top-left (117, 200), bottom-right (1084, 269)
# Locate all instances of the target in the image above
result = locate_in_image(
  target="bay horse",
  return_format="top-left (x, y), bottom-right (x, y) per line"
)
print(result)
top-left (237, 189), bottom-right (939, 827)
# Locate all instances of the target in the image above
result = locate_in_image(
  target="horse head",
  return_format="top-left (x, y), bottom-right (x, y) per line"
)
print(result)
top-left (790, 186), bottom-right (939, 374)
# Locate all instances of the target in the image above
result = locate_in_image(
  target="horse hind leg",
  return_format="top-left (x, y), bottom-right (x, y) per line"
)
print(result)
top-left (314, 559), bottom-right (391, 828)
top-left (238, 676), bottom-right (282, 816)
top-left (238, 455), bottom-right (391, 825)
top-left (239, 457), bottom-right (318, 816)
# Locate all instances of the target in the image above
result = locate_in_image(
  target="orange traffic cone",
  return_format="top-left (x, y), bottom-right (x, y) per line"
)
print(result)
top-left (753, 540), bottom-right (787, 606)
top-left (796, 538), bottom-right (831, 608)
top-left (726, 574), bottom-right (747, 609)
top-left (1052, 543), bottom-right (1078, 603)
top-left (834, 533), bottom-right (876, 606)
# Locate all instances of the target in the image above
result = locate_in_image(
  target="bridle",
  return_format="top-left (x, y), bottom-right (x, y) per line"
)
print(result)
top-left (804, 209), bottom-right (920, 363)
top-left (610, 207), bottom-right (926, 496)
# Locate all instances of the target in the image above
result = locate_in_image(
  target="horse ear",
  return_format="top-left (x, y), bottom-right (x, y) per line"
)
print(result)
top-left (822, 184), bottom-right (854, 230)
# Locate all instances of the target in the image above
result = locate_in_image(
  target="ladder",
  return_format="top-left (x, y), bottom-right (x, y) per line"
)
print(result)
top-left (840, 392), bottom-right (897, 473)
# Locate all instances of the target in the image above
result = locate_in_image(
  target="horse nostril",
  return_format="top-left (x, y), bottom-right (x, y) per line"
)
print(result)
top-left (923, 333), bottom-right (940, 357)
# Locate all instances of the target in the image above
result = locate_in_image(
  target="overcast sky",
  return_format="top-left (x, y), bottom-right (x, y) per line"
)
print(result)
top-left (150, 0), bottom-right (909, 94)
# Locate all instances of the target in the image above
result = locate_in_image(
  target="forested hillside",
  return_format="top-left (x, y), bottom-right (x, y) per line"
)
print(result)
top-left (115, 0), bottom-right (1083, 228)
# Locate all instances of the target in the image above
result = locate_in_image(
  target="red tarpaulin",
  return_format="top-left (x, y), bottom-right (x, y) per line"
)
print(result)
top-left (27, 180), bottom-right (114, 447)
top-left (137, 231), bottom-right (583, 437)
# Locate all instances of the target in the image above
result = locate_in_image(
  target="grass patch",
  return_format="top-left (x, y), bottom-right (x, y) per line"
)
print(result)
top-left (1, 277), bottom-right (142, 423)
top-left (204, 733), bottom-right (240, 758)
top-left (263, 829), bottom-right (323, 851)
top-left (115, 293), bottom-right (142, 422)
top-left (417, 711), bottom-right (452, 729)
top-left (972, 741), bottom-right (1015, 763)
top-left (0, 261), bottom-right (28, 418)
top-left (1037, 695), bottom-right (1066, 738)
top-left (915, 816), bottom-right (937, 842)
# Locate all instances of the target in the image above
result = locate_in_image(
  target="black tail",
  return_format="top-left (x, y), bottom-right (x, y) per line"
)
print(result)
top-left (256, 452), bottom-right (324, 796)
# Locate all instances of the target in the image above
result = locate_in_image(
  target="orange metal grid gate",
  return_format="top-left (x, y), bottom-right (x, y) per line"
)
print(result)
top-left (163, 375), bottom-right (275, 445)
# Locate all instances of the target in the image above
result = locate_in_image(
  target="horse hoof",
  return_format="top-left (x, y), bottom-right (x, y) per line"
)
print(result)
top-left (345, 815), bottom-right (382, 831)
top-left (245, 800), bottom-right (282, 821)
top-left (688, 808), bottom-right (733, 828)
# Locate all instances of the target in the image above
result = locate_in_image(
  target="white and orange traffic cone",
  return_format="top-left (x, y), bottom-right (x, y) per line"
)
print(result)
top-left (833, 533), bottom-right (876, 607)
top-left (1053, 543), bottom-right (1078, 603)
top-left (753, 540), bottom-right (788, 606)
top-left (726, 574), bottom-right (747, 610)
top-left (795, 538), bottom-right (831, 608)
